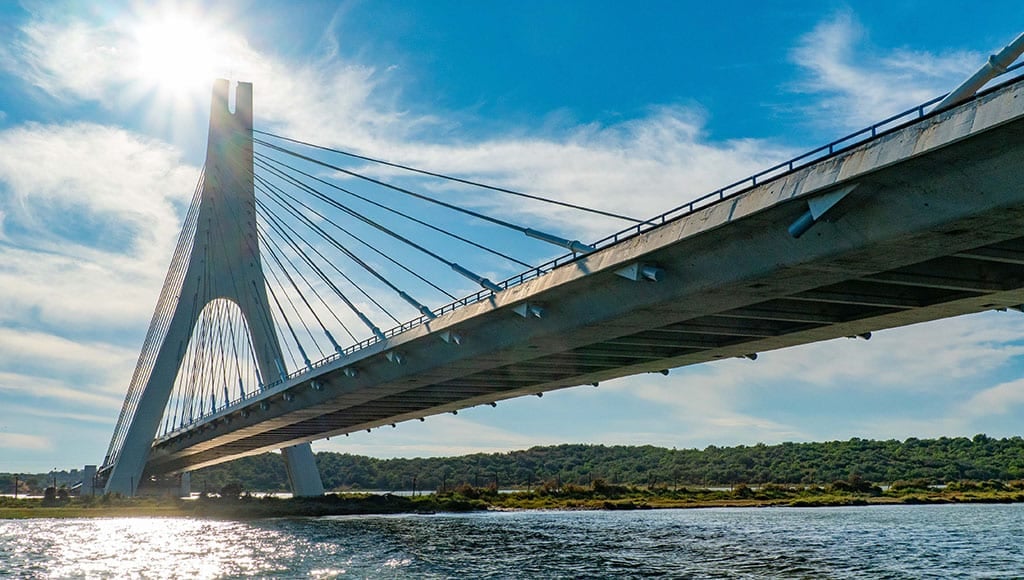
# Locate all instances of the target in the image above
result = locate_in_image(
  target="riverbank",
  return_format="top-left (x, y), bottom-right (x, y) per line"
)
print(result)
top-left (455, 480), bottom-right (1024, 512)
top-left (0, 492), bottom-right (479, 519)
top-left (4, 480), bottom-right (1024, 519)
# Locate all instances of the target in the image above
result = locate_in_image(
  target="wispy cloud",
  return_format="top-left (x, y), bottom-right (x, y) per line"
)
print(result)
top-left (364, 108), bottom-right (792, 239)
top-left (0, 432), bottom-right (52, 451)
top-left (602, 372), bottom-right (809, 446)
top-left (0, 370), bottom-right (124, 409)
top-left (3, 6), bottom-right (795, 242)
top-left (3, 403), bottom-right (113, 425)
top-left (0, 122), bottom-right (193, 250)
top-left (0, 123), bottom-right (189, 433)
top-left (0, 328), bottom-right (136, 391)
top-left (962, 378), bottom-right (1024, 418)
top-left (600, 311), bottom-right (1024, 445)
top-left (0, 123), bottom-right (198, 335)
top-left (5, 18), bottom-right (123, 103)
top-left (790, 11), bottom-right (978, 128)
top-left (649, 313), bottom-right (1024, 396)
top-left (316, 414), bottom-right (564, 458)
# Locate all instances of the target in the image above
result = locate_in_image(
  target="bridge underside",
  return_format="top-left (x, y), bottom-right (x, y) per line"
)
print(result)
top-left (142, 78), bottom-right (1024, 477)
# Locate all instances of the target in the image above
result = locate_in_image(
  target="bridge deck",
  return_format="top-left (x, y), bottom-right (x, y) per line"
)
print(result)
top-left (144, 76), bottom-right (1024, 476)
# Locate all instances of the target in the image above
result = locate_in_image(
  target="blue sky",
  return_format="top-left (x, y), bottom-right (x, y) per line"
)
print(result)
top-left (1, 0), bottom-right (1024, 473)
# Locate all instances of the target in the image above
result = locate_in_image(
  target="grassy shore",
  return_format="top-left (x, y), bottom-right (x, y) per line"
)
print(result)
top-left (0, 493), bottom-right (477, 520)
top-left (4, 480), bottom-right (1024, 519)
top-left (0, 495), bottom-right (191, 519)
top-left (454, 480), bottom-right (1024, 511)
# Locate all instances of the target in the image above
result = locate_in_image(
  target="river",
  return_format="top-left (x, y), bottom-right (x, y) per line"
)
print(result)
top-left (1, 503), bottom-right (1022, 578)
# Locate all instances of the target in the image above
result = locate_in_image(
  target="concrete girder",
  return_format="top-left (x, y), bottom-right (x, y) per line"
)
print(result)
top-left (652, 317), bottom-right (803, 337)
top-left (142, 77), bottom-right (1024, 475)
top-left (788, 279), bottom-right (977, 309)
top-left (863, 255), bottom-right (1024, 293)
top-left (955, 244), bottom-right (1024, 265)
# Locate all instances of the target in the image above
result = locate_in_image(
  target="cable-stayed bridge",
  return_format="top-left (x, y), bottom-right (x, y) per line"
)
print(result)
top-left (99, 37), bottom-right (1024, 496)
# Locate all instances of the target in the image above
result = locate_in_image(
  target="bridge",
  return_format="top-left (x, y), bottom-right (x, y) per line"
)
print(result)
top-left (99, 35), bottom-right (1024, 496)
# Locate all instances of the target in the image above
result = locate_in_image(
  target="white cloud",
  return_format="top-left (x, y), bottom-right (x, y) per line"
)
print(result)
top-left (3, 403), bottom-right (114, 425)
top-left (360, 108), bottom-right (792, 239)
top-left (963, 378), bottom-right (1024, 418)
top-left (0, 123), bottom-right (192, 249)
top-left (10, 18), bottom-right (125, 103)
top-left (0, 123), bottom-right (197, 332)
top-left (0, 432), bottom-right (52, 451)
top-left (594, 311), bottom-right (1024, 446)
top-left (645, 312), bottom-right (1024, 397)
top-left (0, 328), bottom-right (136, 392)
top-left (0, 122), bottom-right (195, 442)
top-left (602, 372), bottom-right (809, 446)
top-left (0, 370), bottom-right (124, 409)
top-left (314, 414), bottom-right (563, 458)
top-left (790, 11), bottom-right (978, 128)
top-left (3, 6), bottom-right (795, 244)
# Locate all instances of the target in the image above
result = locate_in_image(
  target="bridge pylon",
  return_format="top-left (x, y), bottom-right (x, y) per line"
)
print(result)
top-left (103, 80), bottom-right (324, 496)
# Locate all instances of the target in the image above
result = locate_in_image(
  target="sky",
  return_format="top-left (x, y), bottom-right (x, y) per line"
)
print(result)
top-left (1, 0), bottom-right (1024, 474)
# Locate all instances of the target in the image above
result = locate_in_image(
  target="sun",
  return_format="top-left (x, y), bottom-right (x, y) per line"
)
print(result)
top-left (130, 8), bottom-right (223, 100)
top-left (119, 4), bottom-right (247, 142)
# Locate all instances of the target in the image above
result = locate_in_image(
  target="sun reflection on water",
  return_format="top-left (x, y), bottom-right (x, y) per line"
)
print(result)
top-left (2, 518), bottom-right (290, 578)
top-left (3, 507), bottom-right (1024, 577)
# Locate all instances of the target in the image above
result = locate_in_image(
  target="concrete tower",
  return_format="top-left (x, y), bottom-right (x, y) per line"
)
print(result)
top-left (104, 80), bottom-right (324, 496)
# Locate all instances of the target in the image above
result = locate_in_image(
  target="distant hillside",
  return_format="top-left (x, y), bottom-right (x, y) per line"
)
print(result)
top-left (187, 435), bottom-right (1024, 492)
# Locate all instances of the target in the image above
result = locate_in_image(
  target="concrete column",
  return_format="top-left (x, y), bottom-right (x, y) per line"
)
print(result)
top-left (179, 472), bottom-right (191, 498)
top-left (282, 444), bottom-right (325, 496)
top-left (81, 465), bottom-right (96, 496)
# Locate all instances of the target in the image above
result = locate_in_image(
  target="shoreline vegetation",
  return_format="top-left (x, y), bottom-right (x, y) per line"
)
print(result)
top-left (7, 436), bottom-right (1024, 519)
top-left (3, 478), bottom-right (1024, 520)
top-left (12, 436), bottom-right (1024, 498)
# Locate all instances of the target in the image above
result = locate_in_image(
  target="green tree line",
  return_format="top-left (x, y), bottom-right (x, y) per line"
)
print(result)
top-left (181, 434), bottom-right (1024, 492)
top-left (6, 435), bottom-right (1022, 494)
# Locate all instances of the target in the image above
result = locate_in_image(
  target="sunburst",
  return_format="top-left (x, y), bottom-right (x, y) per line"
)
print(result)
top-left (130, 7), bottom-right (222, 101)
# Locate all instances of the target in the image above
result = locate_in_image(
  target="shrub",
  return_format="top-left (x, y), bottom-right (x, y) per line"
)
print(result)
top-left (828, 475), bottom-right (882, 495)
top-left (890, 478), bottom-right (932, 492)
top-left (732, 484), bottom-right (753, 499)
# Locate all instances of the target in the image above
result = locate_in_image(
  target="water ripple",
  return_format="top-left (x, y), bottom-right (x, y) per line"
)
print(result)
top-left (1, 504), bottom-right (1022, 577)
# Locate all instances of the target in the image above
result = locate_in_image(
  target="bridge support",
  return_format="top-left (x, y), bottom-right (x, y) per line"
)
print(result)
top-left (281, 443), bottom-right (324, 496)
top-left (103, 80), bottom-right (324, 497)
top-left (179, 472), bottom-right (191, 498)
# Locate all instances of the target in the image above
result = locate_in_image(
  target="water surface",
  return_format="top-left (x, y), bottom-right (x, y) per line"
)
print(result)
top-left (1, 503), bottom-right (1021, 578)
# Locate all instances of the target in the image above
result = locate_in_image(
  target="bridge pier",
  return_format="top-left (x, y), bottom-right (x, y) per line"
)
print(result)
top-left (81, 465), bottom-right (96, 496)
top-left (282, 444), bottom-right (324, 496)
